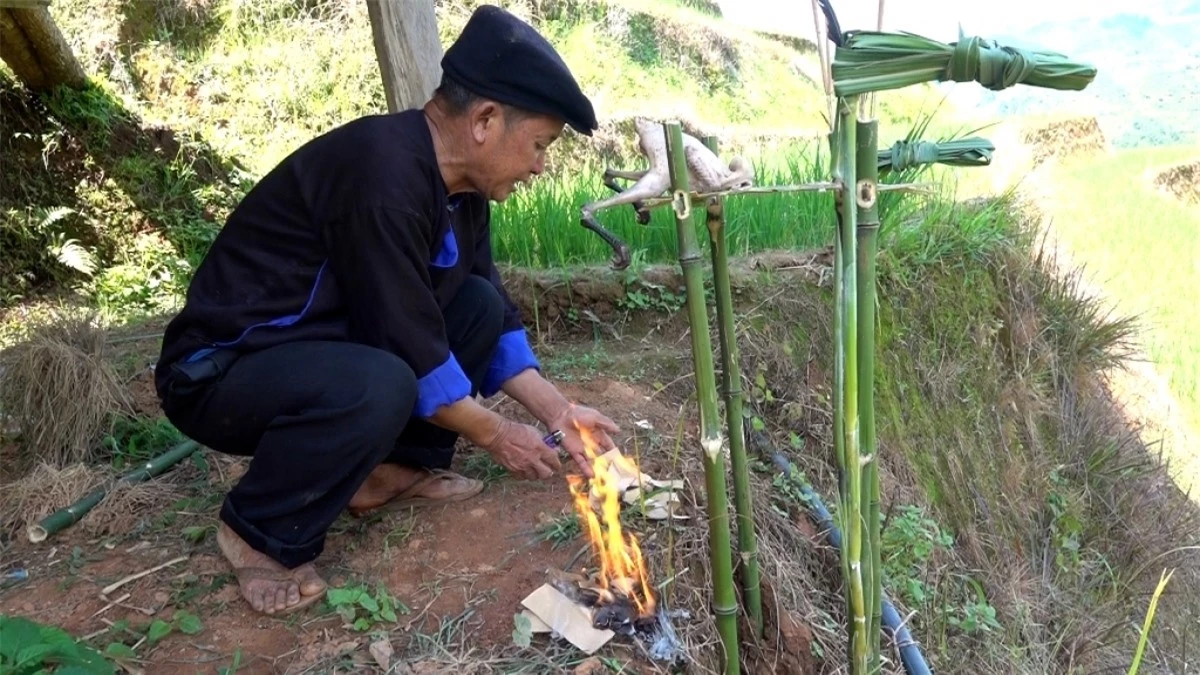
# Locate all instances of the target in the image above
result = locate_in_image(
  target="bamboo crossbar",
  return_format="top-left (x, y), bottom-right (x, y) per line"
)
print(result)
top-left (636, 180), bottom-right (932, 209)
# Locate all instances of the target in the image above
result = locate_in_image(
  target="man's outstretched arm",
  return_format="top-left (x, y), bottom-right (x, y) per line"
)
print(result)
top-left (325, 203), bottom-right (560, 478)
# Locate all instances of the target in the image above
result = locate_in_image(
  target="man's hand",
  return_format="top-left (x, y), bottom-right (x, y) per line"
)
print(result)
top-left (548, 404), bottom-right (621, 478)
top-left (479, 418), bottom-right (563, 480)
top-left (498, 369), bottom-right (623, 479)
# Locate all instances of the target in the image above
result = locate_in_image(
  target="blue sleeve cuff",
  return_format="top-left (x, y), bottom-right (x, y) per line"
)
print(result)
top-left (414, 353), bottom-right (473, 418)
top-left (481, 328), bottom-right (539, 398)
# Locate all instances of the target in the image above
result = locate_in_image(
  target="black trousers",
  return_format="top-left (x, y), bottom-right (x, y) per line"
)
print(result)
top-left (160, 276), bottom-right (504, 568)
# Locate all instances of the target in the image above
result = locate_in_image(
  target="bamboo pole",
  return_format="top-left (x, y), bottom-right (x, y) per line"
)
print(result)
top-left (702, 134), bottom-right (763, 639)
top-left (855, 116), bottom-right (883, 675)
top-left (833, 96), bottom-right (868, 674)
top-left (664, 121), bottom-right (740, 674)
top-left (28, 440), bottom-right (202, 543)
top-left (828, 122), bottom-right (853, 652)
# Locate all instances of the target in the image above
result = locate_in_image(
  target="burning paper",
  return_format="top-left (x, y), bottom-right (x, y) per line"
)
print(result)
top-left (587, 447), bottom-right (688, 521)
top-left (566, 441), bottom-right (658, 623)
top-left (519, 584), bottom-right (614, 654)
top-left (519, 422), bottom-right (687, 661)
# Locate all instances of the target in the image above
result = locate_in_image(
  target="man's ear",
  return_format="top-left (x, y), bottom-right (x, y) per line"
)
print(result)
top-left (469, 101), bottom-right (504, 144)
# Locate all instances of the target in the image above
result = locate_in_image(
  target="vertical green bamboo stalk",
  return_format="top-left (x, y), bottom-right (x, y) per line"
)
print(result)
top-left (664, 121), bottom-right (741, 674)
top-left (702, 134), bottom-right (763, 639)
top-left (833, 96), bottom-right (868, 675)
top-left (828, 125), bottom-right (852, 608)
top-left (855, 116), bottom-right (883, 675)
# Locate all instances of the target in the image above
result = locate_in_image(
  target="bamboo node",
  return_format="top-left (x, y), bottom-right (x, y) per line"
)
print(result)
top-left (855, 178), bottom-right (877, 208)
top-left (701, 436), bottom-right (724, 461)
top-left (712, 602), bottom-right (739, 616)
top-left (671, 190), bottom-right (691, 219)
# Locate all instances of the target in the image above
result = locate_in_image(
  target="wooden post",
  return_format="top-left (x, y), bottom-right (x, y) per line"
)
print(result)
top-left (0, 3), bottom-right (88, 91)
top-left (366, 0), bottom-right (443, 113)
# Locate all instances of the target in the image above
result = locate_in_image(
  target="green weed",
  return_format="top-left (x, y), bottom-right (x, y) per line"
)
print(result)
top-left (100, 416), bottom-right (185, 470)
top-left (533, 512), bottom-right (582, 549)
top-left (325, 583), bottom-right (408, 632)
top-left (0, 615), bottom-right (113, 675)
top-left (881, 504), bottom-right (954, 609)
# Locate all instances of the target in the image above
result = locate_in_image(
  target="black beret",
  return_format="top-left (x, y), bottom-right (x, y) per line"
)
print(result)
top-left (440, 4), bottom-right (598, 136)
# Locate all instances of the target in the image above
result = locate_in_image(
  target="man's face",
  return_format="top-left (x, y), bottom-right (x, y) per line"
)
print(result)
top-left (467, 103), bottom-right (564, 202)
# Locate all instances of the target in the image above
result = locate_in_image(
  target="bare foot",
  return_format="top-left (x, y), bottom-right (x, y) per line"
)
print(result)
top-left (348, 464), bottom-right (483, 515)
top-left (216, 522), bottom-right (326, 615)
top-left (348, 464), bottom-right (424, 512)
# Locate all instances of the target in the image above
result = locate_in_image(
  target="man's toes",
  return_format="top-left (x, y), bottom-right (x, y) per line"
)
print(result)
top-left (247, 586), bottom-right (266, 613)
top-left (274, 586), bottom-right (291, 611)
top-left (294, 564), bottom-right (327, 596)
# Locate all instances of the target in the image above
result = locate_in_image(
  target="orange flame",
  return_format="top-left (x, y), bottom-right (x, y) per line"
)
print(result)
top-left (566, 421), bottom-right (656, 617)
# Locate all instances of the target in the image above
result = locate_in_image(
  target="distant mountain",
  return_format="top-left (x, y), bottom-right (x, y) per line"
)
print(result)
top-left (959, 4), bottom-right (1200, 148)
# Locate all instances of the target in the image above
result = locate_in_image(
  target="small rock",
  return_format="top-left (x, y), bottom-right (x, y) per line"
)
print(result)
top-left (573, 657), bottom-right (607, 675)
top-left (436, 551), bottom-right (449, 561)
top-left (369, 638), bottom-right (394, 670)
top-left (470, 508), bottom-right (487, 518)
top-left (153, 591), bottom-right (170, 605)
top-left (21, 602), bottom-right (34, 613)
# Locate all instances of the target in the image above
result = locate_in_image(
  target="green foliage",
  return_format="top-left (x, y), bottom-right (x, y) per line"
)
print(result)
top-left (99, 416), bottom-right (185, 470)
top-left (325, 583), bottom-right (408, 632)
top-left (0, 615), bottom-right (113, 675)
top-left (881, 504), bottom-right (954, 608)
top-left (534, 512), bottom-right (583, 549)
top-left (97, 609), bottom-right (205, 666)
top-left (0, 76), bottom-right (241, 317)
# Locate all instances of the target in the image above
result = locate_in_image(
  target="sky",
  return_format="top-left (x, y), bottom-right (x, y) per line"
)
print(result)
top-left (714, 0), bottom-right (1178, 42)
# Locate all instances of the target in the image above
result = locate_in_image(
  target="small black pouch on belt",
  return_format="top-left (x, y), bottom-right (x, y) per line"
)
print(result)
top-left (168, 348), bottom-right (241, 396)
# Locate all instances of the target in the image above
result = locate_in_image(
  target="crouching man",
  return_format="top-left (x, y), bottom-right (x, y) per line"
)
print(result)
top-left (154, 5), bottom-right (620, 616)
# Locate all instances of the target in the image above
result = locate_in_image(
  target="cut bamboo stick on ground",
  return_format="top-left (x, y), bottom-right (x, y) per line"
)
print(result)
top-left (27, 440), bottom-right (202, 543)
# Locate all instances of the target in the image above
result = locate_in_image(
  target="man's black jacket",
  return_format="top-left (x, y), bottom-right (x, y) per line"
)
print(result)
top-left (155, 109), bottom-right (538, 418)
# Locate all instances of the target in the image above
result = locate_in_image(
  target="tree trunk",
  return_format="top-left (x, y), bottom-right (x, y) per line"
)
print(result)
top-left (366, 0), bottom-right (442, 113)
top-left (0, 6), bottom-right (87, 91)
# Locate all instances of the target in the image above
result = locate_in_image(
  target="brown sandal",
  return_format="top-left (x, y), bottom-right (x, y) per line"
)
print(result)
top-left (349, 469), bottom-right (484, 517)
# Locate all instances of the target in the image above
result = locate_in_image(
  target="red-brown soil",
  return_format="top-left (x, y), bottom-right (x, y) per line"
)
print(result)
top-left (0, 372), bottom-right (691, 674)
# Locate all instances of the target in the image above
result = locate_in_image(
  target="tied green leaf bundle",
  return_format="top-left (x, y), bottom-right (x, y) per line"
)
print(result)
top-left (878, 137), bottom-right (995, 172)
top-left (831, 30), bottom-right (1098, 97)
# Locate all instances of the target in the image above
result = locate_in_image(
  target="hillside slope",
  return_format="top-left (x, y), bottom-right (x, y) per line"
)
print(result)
top-left (1, 0), bottom-right (946, 309)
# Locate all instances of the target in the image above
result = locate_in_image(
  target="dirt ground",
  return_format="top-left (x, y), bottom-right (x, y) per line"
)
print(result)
top-left (0, 330), bottom-right (709, 674)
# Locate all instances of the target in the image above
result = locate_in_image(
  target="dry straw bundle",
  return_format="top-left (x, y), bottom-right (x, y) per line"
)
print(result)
top-left (0, 310), bottom-right (134, 471)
